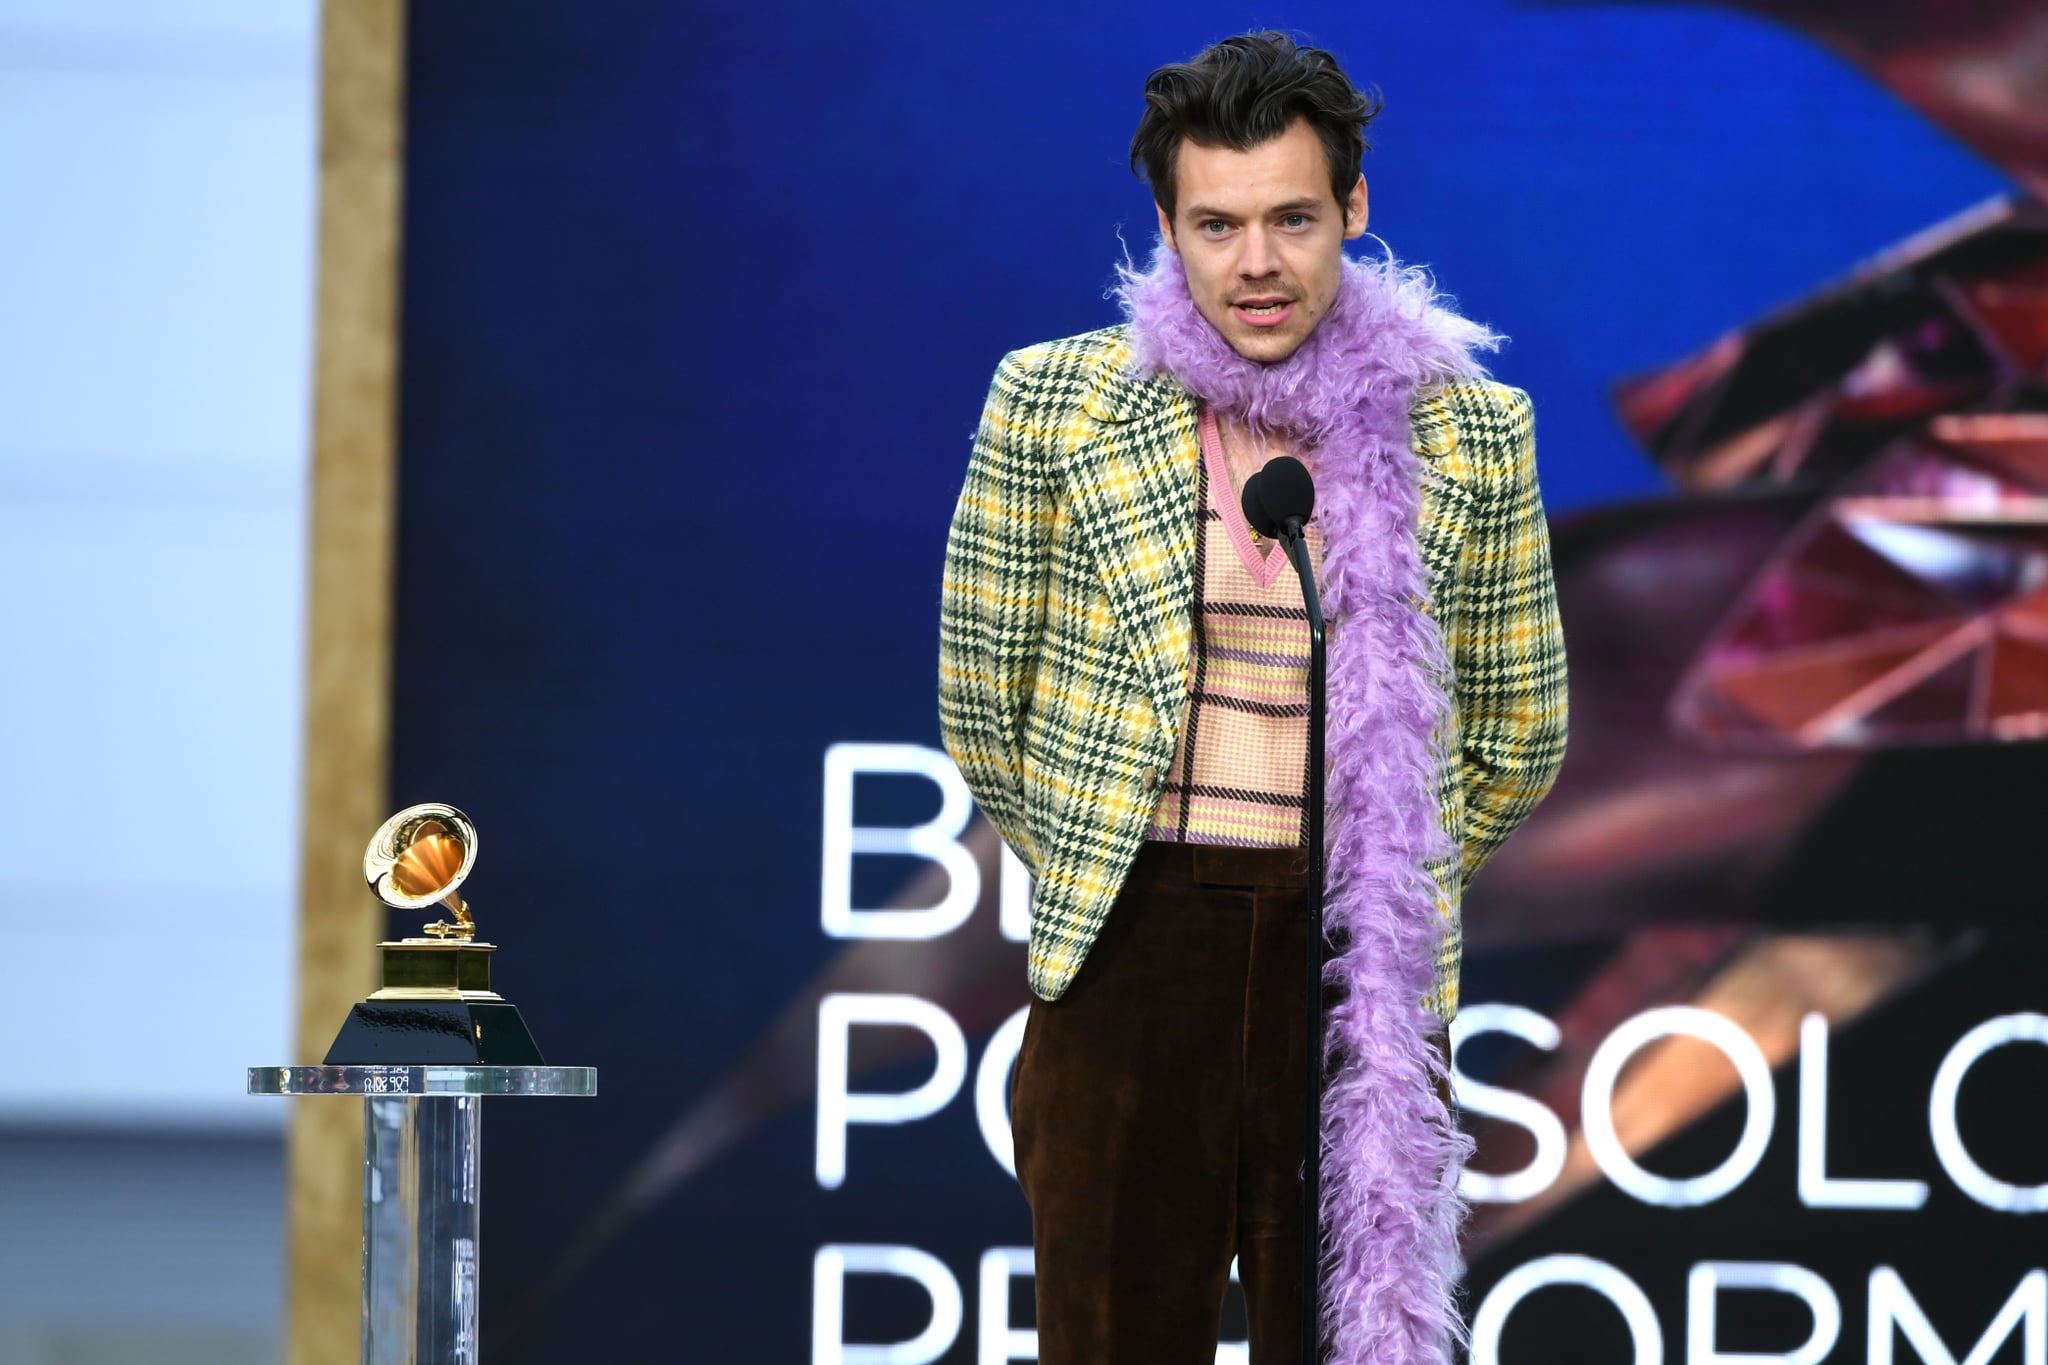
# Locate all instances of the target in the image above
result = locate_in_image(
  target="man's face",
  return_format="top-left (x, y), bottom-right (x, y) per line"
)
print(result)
top-left (1158, 117), bottom-right (1369, 365)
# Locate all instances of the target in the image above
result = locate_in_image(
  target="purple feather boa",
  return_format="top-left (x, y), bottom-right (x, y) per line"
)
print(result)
top-left (1118, 243), bottom-right (1497, 1364)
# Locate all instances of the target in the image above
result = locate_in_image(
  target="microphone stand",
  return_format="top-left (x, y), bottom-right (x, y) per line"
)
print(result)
top-left (1277, 513), bottom-right (1327, 1365)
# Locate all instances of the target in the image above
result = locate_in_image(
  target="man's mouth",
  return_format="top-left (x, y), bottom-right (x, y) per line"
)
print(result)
top-left (1232, 296), bottom-right (1296, 327)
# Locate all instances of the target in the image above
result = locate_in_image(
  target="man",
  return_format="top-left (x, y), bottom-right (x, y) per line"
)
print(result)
top-left (939, 32), bottom-right (1566, 1364)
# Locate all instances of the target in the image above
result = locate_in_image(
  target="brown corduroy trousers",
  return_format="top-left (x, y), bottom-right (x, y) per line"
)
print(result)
top-left (1012, 841), bottom-right (1311, 1363)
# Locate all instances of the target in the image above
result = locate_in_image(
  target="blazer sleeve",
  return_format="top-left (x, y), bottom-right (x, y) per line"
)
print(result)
top-left (1454, 385), bottom-right (1568, 884)
top-left (939, 352), bottom-right (1053, 871)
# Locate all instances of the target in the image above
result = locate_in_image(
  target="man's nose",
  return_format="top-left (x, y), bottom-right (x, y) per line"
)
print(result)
top-left (1238, 226), bottom-right (1278, 280)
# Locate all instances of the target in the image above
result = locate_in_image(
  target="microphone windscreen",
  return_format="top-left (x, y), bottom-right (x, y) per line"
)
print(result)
top-left (1240, 472), bottom-right (1279, 538)
top-left (1258, 455), bottom-right (1316, 526)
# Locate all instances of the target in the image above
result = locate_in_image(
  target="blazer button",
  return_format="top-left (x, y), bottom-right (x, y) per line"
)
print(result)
top-left (1141, 767), bottom-right (1160, 792)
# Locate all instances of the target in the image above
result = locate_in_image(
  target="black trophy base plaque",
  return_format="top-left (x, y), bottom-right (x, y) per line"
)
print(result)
top-left (322, 936), bottom-right (546, 1065)
top-left (323, 998), bottom-right (546, 1066)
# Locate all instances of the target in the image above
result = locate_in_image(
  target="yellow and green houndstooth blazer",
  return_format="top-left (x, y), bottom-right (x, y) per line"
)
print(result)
top-left (938, 325), bottom-right (1567, 1022)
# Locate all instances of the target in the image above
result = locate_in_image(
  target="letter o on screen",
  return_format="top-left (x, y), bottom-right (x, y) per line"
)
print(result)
top-left (1930, 1012), bottom-right (2048, 1213)
top-left (975, 1007), bottom-right (1029, 1178)
top-left (1582, 1006), bottom-right (1775, 1207)
top-left (1470, 1255), bottom-right (1661, 1365)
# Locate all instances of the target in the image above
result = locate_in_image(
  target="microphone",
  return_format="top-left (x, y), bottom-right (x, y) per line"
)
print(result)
top-left (1240, 455), bottom-right (1316, 543)
top-left (1239, 453), bottom-right (1329, 1351)
top-left (1240, 473), bottom-right (1276, 539)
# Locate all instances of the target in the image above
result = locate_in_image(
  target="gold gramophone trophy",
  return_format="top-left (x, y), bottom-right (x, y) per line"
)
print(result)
top-left (251, 803), bottom-right (591, 1363)
top-left (322, 802), bottom-right (546, 1065)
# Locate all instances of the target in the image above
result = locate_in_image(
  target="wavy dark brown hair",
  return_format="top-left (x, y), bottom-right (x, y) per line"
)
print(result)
top-left (1131, 31), bottom-right (1382, 222)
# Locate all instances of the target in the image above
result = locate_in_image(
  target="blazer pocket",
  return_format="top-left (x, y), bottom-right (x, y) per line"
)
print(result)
top-left (1020, 718), bottom-right (1066, 828)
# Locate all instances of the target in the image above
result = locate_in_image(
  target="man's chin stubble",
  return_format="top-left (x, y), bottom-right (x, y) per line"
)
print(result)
top-left (1231, 332), bottom-right (1308, 364)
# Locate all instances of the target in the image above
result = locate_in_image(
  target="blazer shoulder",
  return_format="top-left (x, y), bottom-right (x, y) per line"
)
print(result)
top-left (1437, 378), bottom-right (1532, 441)
top-left (996, 324), bottom-right (1134, 397)
top-left (977, 325), bottom-right (1137, 459)
top-left (1424, 378), bottom-right (1532, 478)
top-left (995, 324), bottom-right (1194, 432)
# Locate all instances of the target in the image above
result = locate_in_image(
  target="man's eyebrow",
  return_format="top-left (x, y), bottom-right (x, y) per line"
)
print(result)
top-left (1181, 198), bottom-right (1325, 220)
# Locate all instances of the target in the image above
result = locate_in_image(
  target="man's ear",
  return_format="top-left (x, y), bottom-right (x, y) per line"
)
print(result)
top-left (1156, 202), bottom-right (1178, 251)
top-left (1342, 175), bottom-right (1370, 241)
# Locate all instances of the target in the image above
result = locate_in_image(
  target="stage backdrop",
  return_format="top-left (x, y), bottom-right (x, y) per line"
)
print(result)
top-left (388, 2), bottom-right (2047, 1361)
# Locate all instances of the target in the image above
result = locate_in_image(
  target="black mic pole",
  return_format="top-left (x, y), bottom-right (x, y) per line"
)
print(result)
top-left (1282, 512), bottom-right (1326, 1365)
top-left (1243, 462), bottom-right (1327, 1365)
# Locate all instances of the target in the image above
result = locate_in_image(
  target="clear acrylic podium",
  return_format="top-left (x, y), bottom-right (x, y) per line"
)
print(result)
top-left (250, 1064), bottom-right (596, 1363)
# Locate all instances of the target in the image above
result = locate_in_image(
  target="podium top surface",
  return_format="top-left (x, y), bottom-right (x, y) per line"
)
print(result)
top-left (247, 1065), bottom-right (597, 1097)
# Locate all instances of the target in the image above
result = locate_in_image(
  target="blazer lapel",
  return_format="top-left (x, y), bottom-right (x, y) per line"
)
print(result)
top-left (1059, 352), bottom-right (1200, 743)
top-left (1410, 390), bottom-right (1458, 464)
top-left (1411, 388), bottom-right (1478, 604)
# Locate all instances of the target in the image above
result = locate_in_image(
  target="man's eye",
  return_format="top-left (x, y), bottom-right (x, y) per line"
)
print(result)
top-left (1202, 220), bottom-right (1229, 234)
top-left (1282, 214), bottom-right (1309, 228)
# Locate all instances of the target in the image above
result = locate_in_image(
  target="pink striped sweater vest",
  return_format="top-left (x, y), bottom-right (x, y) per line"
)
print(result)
top-left (1147, 407), bottom-right (1323, 848)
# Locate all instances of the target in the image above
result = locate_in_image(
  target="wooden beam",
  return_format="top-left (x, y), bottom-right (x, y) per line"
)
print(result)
top-left (288, 2), bottom-right (406, 1361)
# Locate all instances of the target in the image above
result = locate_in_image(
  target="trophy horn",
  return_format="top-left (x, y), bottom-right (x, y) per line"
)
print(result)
top-left (364, 802), bottom-right (480, 940)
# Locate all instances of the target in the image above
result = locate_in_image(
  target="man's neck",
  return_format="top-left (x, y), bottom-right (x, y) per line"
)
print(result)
top-left (1213, 410), bottom-right (1303, 506)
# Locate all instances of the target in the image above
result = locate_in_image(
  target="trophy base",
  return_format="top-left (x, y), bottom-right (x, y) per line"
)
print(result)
top-left (322, 999), bottom-right (547, 1066)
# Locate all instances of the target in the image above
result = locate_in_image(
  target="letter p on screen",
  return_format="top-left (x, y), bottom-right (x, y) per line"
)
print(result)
top-left (816, 993), bottom-right (968, 1189)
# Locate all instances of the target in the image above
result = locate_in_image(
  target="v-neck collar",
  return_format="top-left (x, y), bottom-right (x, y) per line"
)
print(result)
top-left (1199, 406), bottom-right (1292, 590)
